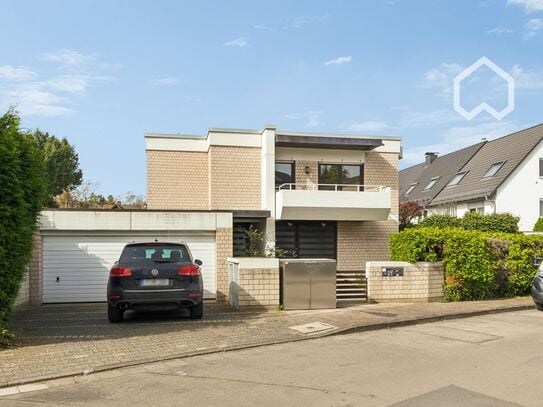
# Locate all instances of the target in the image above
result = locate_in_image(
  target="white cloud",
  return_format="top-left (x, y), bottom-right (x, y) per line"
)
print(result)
top-left (1, 83), bottom-right (74, 117)
top-left (324, 56), bottom-right (352, 66)
top-left (485, 26), bottom-right (513, 34)
top-left (43, 75), bottom-right (90, 93)
top-left (507, 0), bottom-right (543, 13)
top-left (291, 15), bottom-right (327, 28)
top-left (511, 64), bottom-right (543, 89)
top-left (152, 77), bottom-right (183, 85)
top-left (284, 110), bottom-right (324, 127)
top-left (224, 37), bottom-right (248, 47)
top-left (347, 121), bottom-right (390, 132)
top-left (524, 18), bottom-right (543, 39)
top-left (423, 63), bottom-right (463, 95)
top-left (0, 65), bottom-right (37, 81)
top-left (402, 121), bottom-right (521, 166)
top-left (40, 49), bottom-right (98, 66)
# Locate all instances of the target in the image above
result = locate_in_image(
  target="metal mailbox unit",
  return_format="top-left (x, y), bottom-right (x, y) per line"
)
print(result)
top-left (280, 259), bottom-right (336, 310)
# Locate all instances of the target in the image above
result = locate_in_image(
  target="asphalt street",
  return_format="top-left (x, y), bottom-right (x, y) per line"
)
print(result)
top-left (2, 309), bottom-right (542, 406)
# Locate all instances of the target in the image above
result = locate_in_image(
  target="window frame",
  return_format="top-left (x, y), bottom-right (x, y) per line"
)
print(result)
top-left (317, 163), bottom-right (364, 191)
top-left (539, 159), bottom-right (543, 178)
top-left (483, 161), bottom-right (506, 179)
top-left (275, 161), bottom-right (296, 190)
top-left (404, 182), bottom-right (417, 196)
top-left (423, 176), bottom-right (440, 191)
top-left (447, 171), bottom-right (468, 187)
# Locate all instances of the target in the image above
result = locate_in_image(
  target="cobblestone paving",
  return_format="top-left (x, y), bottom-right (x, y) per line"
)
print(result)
top-left (1, 298), bottom-right (533, 387)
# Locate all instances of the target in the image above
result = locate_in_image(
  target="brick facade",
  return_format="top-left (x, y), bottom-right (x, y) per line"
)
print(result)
top-left (147, 150), bottom-right (209, 209)
top-left (215, 227), bottom-right (233, 302)
top-left (295, 160), bottom-right (318, 188)
top-left (209, 146), bottom-right (261, 210)
top-left (366, 261), bottom-right (444, 302)
top-left (235, 268), bottom-right (280, 307)
top-left (29, 233), bottom-right (42, 306)
top-left (364, 151), bottom-right (399, 216)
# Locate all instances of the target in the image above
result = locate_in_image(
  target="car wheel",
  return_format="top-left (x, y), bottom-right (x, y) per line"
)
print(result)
top-left (189, 301), bottom-right (204, 319)
top-left (535, 302), bottom-right (543, 311)
top-left (108, 304), bottom-right (124, 323)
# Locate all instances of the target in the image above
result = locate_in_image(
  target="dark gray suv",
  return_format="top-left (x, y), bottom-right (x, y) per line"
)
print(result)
top-left (107, 242), bottom-right (204, 322)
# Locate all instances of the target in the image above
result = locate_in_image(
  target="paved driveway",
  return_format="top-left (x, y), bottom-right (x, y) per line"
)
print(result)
top-left (11, 302), bottom-right (264, 345)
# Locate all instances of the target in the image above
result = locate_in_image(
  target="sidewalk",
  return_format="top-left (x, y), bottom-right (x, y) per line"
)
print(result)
top-left (0, 297), bottom-right (533, 388)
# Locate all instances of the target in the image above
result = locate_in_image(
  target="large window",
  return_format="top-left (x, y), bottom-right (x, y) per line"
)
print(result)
top-left (423, 176), bottom-right (440, 191)
top-left (318, 164), bottom-right (363, 191)
top-left (447, 171), bottom-right (468, 186)
top-left (404, 182), bottom-right (417, 196)
top-left (539, 159), bottom-right (543, 178)
top-left (275, 162), bottom-right (295, 189)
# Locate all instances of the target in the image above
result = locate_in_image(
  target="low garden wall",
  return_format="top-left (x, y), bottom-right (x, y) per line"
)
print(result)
top-left (227, 257), bottom-right (280, 308)
top-left (366, 261), bottom-right (444, 303)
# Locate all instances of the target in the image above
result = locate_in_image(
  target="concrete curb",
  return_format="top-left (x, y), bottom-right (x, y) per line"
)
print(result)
top-left (0, 302), bottom-right (534, 390)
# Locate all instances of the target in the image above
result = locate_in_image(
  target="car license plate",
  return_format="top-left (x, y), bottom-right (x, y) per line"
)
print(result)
top-left (141, 279), bottom-right (170, 287)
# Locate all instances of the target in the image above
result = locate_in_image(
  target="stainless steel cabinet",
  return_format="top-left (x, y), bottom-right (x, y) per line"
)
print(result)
top-left (280, 259), bottom-right (336, 310)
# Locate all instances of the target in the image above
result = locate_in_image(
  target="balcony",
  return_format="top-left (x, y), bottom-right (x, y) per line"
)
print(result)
top-left (275, 183), bottom-right (392, 221)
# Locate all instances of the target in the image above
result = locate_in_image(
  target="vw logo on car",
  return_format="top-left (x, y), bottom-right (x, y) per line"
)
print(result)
top-left (151, 269), bottom-right (159, 277)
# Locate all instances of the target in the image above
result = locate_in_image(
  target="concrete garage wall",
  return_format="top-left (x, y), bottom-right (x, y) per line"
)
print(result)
top-left (366, 261), bottom-right (444, 303)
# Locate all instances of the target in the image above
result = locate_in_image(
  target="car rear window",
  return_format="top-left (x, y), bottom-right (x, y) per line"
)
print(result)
top-left (120, 244), bottom-right (190, 264)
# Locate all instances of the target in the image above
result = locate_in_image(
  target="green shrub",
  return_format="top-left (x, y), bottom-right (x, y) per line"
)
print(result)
top-left (391, 227), bottom-right (543, 302)
top-left (417, 215), bottom-right (461, 229)
top-left (533, 217), bottom-right (543, 232)
top-left (461, 212), bottom-right (519, 233)
top-left (0, 109), bottom-right (46, 331)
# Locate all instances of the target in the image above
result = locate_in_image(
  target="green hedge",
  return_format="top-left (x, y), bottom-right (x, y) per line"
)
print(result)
top-left (0, 110), bottom-right (46, 331)
top-left (390, 227), bottom-right (543, 301)
top-left (417, 212), bottom-right (519, 233)
top-left (533, 217), bottom-right (543, 232)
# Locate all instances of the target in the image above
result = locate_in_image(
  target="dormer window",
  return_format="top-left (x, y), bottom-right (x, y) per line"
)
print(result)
top-left (447, 171), bottom-right (468, 186)
top-left (423, 176), bottom-right (440, 191)
top-left (483, 161), bottom-right (505, 178)
top-left (404, 183), bottom-right (417, 196)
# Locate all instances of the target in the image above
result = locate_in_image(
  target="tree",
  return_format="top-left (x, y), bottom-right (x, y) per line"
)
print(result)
top-left (399, 201), bottom-right (424, 230)
top-left (31, 130), bottom-right (83, 207)
top-left (0, 109), bottom-right (46, 334)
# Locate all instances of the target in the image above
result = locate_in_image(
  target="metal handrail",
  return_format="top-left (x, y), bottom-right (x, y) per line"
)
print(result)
top-left (277, 183), bottom-right (389, 192)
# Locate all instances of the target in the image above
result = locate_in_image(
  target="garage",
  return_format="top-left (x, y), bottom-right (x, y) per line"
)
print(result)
top-left (42, 233), bottom-right (216, 303)
top-left (32, 209), bottom-right (234, 305)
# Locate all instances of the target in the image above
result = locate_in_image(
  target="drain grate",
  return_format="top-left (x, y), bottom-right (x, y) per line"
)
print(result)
top-left (289, 322), bottom-right (337, 334)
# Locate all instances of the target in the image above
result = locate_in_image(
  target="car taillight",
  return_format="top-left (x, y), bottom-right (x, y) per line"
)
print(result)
top-left (177, 265), bottom-right (200, 276)
top-left (110, 267), bottom-right (132, 277)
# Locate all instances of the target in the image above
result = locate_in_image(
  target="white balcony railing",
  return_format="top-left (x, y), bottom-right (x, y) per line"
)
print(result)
top-left (277, 183), bottom-right (389, 192)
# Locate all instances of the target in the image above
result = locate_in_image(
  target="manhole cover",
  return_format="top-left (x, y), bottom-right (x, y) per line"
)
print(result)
top-left (289, 322), bottom-right (336, 334)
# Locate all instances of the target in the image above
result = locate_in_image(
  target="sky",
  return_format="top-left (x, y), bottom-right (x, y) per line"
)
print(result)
top-left (1, 0), bottom-right (542, 197)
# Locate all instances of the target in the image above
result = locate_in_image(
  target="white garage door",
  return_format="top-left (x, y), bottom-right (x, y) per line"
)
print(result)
top-left (42, 233), bottom-right (216, 303)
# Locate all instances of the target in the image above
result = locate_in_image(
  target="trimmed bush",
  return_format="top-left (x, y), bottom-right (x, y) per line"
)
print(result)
top-left (391, 227), bottom-right (543, 301)
top-left (461, 212), bottom-right (519, 233)
top-left (417, 215), bottom-right (461, 229)
top-left (533, 217), bottom-right (543, 232)
top-left (0, 110), bottom-right (46, 334)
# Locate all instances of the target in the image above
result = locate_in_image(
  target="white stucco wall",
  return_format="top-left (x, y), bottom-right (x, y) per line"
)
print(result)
top-left (496, 139), bottom-right (543, 231)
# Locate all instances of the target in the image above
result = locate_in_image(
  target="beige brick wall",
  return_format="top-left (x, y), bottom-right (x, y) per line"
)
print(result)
top-left (294, 161), bottom-right (318, 188)
top-left (147, 150), bottom-right (209, 209)
top-left (364, 152), bottom-right (399, 216)
top-left (215, 228), bottom-right (233, 302)
top-left (337, 221), bottom-right (398, 271)
top-left (209, 146), bottom-right (261, 210)
top-left (366, 261), bottom-right (444, 302)
top-left (235, 268), bottom-right (280, 307)
top-left (29, 233), bottom-right (42, 306)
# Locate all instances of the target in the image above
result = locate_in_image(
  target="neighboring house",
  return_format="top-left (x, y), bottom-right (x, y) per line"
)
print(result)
top-left (23, 125), bottom-right (401, 307)
top-left (400, 124), bottom-right (543, 231)
top-left (146, 125), bottom-right (401, 301)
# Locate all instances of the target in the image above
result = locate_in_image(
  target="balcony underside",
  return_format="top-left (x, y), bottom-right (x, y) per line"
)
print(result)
top-left (275, 189), bottom-right (391, 221)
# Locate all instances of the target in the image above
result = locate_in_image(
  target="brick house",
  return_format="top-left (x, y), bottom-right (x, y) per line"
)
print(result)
top-left (145, 125), bottom-right (401, 302)
top-left (19, 125), bottom-right (400, 307)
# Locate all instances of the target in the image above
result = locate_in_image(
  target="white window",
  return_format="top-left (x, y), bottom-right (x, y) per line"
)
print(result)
top-left (483, 161), bottom-right (505, 178)
top-left (540, 200), bottom-right (543, 217)
top-left (448, 171), bottom-right (468, 186)
top-left (539, 159), bottom-right (543, 178)
top-left (404, 182), bottom-right (417, 195)
top-left (423, 176), bottom-right (440, 191)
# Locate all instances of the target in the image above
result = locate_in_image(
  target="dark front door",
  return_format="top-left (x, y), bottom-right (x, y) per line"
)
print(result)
top-left (276, 221), bottom-right (336, 259)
